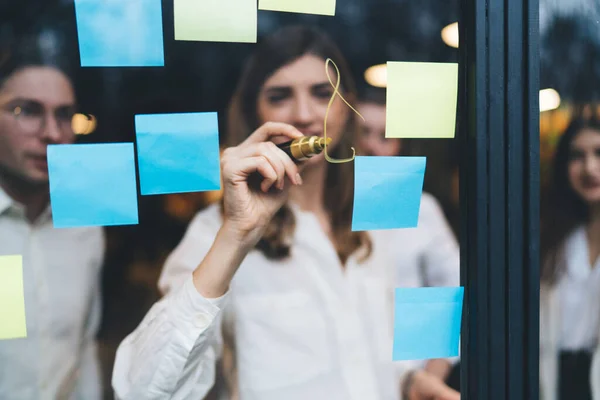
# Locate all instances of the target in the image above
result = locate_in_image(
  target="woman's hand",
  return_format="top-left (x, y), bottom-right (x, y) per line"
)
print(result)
top-left (407, 370), bottom-right (460, 400)
top-left (425, 359), bottom-right (453, 381)
top-left (220, 122), bottom-right (304, 249)
top-left (193, 122), bottom-right (303, 298)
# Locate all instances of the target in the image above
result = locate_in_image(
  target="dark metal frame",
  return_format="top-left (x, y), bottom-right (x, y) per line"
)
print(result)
top-left (458, 0), bottom-right (540, 398)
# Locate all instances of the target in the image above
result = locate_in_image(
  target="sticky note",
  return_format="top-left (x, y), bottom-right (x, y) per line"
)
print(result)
top-left (74, 0), bottom-right (164, 67)
top-left (135, 112), bottom-right (221, 195)
top-left (174, 0), bottom-right (257, 43)
top-left (0, 255), bottom-right (27, 340)
top-left (352, 156), bottom-right (426, 231)
top-left (48, 143), bottom-right (139, 228)
top-left (259, 0), bottom-right (336, 16)
top-left (386, 62), bottom-right (458, 138)
top-left (393, 287), bottom-right (464, 361)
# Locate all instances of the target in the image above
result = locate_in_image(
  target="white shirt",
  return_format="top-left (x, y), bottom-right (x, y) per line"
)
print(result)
top-left (559, 226), bottom-right (600, 351)
top-left (113, 193), bottom-right (459, 400)
top-left (0, 187), bottom-right (105, 399)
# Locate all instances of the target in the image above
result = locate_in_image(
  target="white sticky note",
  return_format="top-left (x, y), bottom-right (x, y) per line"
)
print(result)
top-left (386, 62), bottom-right (458, 138)
top-left (259, 0), bottom-right (336, 16)
top-left (174, 0), bottom-right (257, 43)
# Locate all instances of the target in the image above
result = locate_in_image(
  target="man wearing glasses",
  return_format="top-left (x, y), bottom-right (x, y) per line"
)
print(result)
top-left (0, 30), bottom-right (105, 399)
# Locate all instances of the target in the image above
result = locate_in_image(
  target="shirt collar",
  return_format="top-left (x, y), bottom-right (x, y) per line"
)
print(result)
top-left (0, 185), bottom-right (13, 215)
top-left (564, 226), bottom-right (591, 277)
top-left (0, 184), bottom-right (52, 223)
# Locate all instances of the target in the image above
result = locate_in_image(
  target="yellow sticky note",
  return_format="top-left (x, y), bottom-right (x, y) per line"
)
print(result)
top-left (174, 0), bottom-right (257, 43)
top-left (259, 0), bottom-right (336, 16)
top-left (0, 255), bottom-right (27, 340)
top-left (386, 62), bottom-right (458, 138)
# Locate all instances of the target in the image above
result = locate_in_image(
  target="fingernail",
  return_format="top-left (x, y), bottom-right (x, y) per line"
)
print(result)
top-left (295, 173), bottom-right (303, 185)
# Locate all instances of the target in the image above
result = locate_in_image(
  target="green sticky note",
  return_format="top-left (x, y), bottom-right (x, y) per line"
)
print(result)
top-left (259, 0), bottom-right (336, 15)
top-left (386, 62), bottom-right (458, 138)
top-left (0, 255), bottom-right (27, 340)
top-left (174, 0), bottom-right (257, 43)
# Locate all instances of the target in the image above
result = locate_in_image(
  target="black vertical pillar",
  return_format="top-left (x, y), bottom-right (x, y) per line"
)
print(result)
top-left (458, 0), bottom-right (540, 398)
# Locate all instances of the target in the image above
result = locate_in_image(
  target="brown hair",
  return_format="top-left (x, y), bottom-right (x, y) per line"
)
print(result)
top-left (359, 86), bottom-right (386, 106)
top-left (0, 21), bottom-right (75, 89)
top-left (225, 25), bottom-right (371, 264)
top-left (541, 112), bottom-right (600, 284)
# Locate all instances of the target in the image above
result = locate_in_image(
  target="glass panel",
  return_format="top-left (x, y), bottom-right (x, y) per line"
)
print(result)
top-left (1, 1), bottom-right (462, 398)
top-left (540, 1), bottom-right (600, 399)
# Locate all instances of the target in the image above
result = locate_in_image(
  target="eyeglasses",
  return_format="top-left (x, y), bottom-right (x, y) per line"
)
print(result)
top-left (1, 100), bottom-right (76, 136)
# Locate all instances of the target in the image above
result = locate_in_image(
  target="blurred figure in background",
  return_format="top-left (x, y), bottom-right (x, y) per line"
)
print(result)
top-left (357, 87), bottom-right (403, 157)
top-left (0, 29), bottom-right (105, 398)
top-left (540, 114), bottom-right (600, 400)
top-left (357, 86), bottom-right (461, 387)
top-left (113, 25), bottom-right (458, 400)
top-left (357, 87), bottom-right (461, 240)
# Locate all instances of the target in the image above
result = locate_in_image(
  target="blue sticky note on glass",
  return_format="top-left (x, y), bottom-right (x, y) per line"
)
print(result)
top-left (393, 287), bottom-right (464, 361)
top-left (352, 156), bottom-right (426, 231)
top-left (74, 0), bottom-right (164, 67)
top-left (48, 143), bottom-right (139, 228)
top-left (135, 112), bottom-right (221, 195)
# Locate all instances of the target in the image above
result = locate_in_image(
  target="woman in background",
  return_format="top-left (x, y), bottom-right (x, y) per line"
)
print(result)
top-left (113, 26), bottom-right (459, 400)
top-left (357, 86), bottom-right (460, 387)
top-left (540, 115), bottom-right (600, 400)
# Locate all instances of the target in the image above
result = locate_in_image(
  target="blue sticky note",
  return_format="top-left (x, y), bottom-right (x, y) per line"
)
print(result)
top-left (393, 287), bottom-right (464, 361)
top-left (352, 156), bottom-right (426, 231)
top-left (74, 0), bottom-right (164, 67)
top-left (48, 143), bottom-right (139, 228)
top-left (135, 112), bottom-right (221, 195)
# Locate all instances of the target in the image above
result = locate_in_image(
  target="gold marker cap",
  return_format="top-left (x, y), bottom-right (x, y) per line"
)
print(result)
top-left (290, 136), bottom-right (333, 160)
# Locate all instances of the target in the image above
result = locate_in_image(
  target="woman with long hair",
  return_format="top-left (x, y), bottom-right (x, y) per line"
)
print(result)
top-left (540, 114), bottom-right (600, 400)
top-left (113, 25), bottom-right (459, 400)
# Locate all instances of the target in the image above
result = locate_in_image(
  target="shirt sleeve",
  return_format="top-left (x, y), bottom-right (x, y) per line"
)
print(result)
top-left (112, 207), bottom-right (228, 400)
top-left (418, 193), bottom-right (460, 288)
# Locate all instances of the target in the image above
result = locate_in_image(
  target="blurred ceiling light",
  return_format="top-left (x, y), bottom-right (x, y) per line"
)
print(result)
top-left (539, 88), bottom-right (561, 112)
top-left (364, 63), bottom-right (387, 87)
top-left (72, 113), bottom-right (97, 135)
top-left (442, 22), bottom-right (459, 48)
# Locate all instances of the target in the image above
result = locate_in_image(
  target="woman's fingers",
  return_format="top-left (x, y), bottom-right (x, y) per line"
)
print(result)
top-left (257, 158), bottom-right (278, 193)
top-left (265, 145), bottom-right (288, 190)
top-left (435, 387), bottom-right (460, 400)
top-left (269, 144), bottom-right (302, 186)
top-left (231, 155), bottom-right (279, 192)
top-left (236, 142), bottom-right (301, 186)
top-left (224, 146), bottom-right (295, 192)
top-left (242, 122), bottom-right (304, 146)
top-left (222, 122), bottom-right (304, 190)
top-left (409, 370), bottom-right (460, 400)
top-left (238, 142), bottom-right (286, 189)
